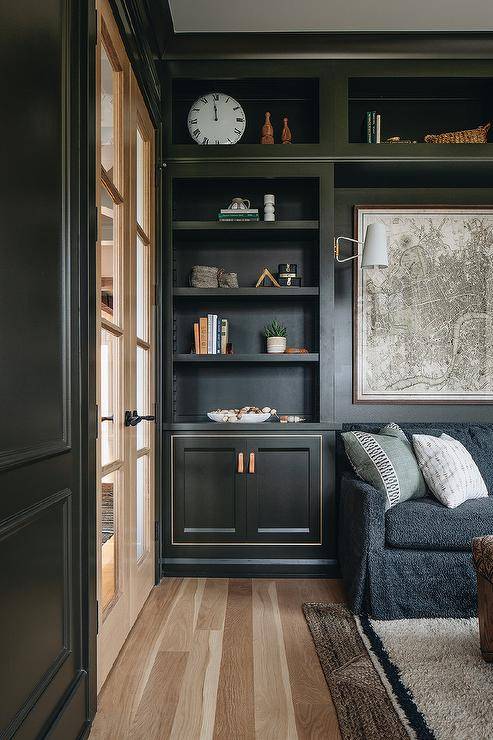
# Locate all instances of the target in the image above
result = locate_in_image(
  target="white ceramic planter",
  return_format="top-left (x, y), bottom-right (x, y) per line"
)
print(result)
top-left (267, 336), bottom-right (286, 354)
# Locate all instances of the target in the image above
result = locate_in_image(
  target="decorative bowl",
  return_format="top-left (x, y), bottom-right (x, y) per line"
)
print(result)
top-left (207, 412), bottom-right (271, 424)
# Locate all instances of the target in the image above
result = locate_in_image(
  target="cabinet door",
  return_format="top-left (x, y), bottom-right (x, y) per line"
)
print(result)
top-left (246, 436), bottom-right (322, 544)
top-left (172, 436), bottom-right (246, 543)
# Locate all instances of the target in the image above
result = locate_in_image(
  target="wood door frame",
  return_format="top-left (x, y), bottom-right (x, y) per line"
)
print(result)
top-left (129, 72), bottom-right (156, 621)
top-left (96, 0), bottom-right (133, 690)
top-left (95, 0), bottom-right (159, 692)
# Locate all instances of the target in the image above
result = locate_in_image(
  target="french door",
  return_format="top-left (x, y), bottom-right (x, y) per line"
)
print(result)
top-left (96, 0), bottom-right (156, 690)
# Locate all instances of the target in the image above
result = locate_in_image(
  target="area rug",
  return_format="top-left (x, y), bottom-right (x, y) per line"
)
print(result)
top-left (303, 603), bottom-right (493, 740)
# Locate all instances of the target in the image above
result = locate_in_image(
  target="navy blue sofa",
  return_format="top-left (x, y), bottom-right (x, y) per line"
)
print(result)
top-left (337, 423), bottom-right (493, 619)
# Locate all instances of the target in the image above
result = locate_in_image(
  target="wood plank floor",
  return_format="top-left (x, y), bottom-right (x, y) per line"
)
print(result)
top-left (90, 577), bottom-right (345, 740)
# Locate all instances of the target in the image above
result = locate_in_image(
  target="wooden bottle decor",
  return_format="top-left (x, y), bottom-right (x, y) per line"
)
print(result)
top-left (281, 117), bottom-right (292, 144)
top-left (261, 112), bottom-right (274, 144)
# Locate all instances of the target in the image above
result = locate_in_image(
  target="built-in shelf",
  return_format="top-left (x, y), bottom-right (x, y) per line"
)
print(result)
top-left (173, 353), bottom-right (319, 363)
top-left (163, 422), bottom-right (342, 431)
top-left (173, 287), bottom-right (319, 298)
top-left (172, 220), bottom-right (319, 232)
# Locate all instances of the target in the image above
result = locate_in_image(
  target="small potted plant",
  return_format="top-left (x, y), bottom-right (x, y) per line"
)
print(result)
top-left (264, 319), bottom-right (287, 354)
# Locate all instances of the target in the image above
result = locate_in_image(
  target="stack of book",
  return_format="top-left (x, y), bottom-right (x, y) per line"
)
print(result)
top-left (217, 207), bottom-right (259, 222)
top-left (194, 315), bottom-right (229, 354)
top-left (365, 111), bottom-right (381, 143)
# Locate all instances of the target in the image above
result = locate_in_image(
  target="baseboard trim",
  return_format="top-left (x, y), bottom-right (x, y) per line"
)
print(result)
top-left (160, 557), bottom-right (339, 578)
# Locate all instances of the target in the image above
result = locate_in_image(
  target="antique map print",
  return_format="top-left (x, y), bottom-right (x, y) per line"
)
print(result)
top-left (355, 207), bottom-right (493, 402)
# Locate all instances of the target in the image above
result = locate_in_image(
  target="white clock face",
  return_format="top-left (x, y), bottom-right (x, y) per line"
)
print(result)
top-left (187, 92), bottom-right (246, 145)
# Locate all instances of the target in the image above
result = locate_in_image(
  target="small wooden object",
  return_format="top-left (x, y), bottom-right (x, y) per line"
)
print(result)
top-left (473, 535), bottom-right (493, 662)
top-left (261, 112), bottom-right (274, 144)
top-left (281, 117), bottom-right (292, 144)
top-left (255, 268), bottom-right (281, 288)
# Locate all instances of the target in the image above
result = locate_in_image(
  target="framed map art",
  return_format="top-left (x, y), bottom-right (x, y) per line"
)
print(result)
top-left (354, 205), bottom-right (493, 403)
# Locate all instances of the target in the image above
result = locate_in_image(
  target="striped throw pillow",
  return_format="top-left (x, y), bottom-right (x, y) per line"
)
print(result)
top-left (412, 433), bottom-right (488, 508)
top-left (342, 424), bottom-right (426, 510)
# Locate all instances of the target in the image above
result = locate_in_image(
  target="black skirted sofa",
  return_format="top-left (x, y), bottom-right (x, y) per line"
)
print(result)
top-left (337, 423), bottom-right (493, 620)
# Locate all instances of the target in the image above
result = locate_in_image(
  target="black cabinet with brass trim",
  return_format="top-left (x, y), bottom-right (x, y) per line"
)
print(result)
top-left (171, 434), bottom-right (322, 547)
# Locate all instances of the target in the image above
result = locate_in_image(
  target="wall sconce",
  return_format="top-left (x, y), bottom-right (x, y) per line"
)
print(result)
top-left (334, 222), bottom-right (388, 269)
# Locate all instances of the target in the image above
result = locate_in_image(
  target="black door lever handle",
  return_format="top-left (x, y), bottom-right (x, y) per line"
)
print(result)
top-left (125, 410), bottom-right (156, 427)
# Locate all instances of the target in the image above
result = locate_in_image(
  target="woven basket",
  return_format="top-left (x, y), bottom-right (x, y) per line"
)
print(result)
top-left (189, 265), bottom-right (218, 288)
top-left (424, 122), bottom-right (491, 144)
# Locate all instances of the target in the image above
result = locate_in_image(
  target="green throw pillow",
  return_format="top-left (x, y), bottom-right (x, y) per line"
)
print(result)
top-left (342, 423), bottom-right (426, 510)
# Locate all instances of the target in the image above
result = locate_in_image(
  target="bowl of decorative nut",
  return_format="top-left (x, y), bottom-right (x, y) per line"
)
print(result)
top-left (207, 406), bottom-right (277, 423)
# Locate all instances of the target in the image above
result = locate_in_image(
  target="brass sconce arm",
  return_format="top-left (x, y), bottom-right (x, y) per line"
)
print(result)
top-left (334, 236), bottom-right (363, 263)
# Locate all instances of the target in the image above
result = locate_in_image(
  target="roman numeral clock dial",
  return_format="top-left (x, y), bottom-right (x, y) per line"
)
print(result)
top-left (187, 92), bottom-right (246, 145)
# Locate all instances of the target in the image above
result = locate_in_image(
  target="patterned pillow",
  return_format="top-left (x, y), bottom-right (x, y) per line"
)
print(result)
top-left (342, 423), bottom-right (426, 510)
top-left (412, 433), bottom-right (488, 508)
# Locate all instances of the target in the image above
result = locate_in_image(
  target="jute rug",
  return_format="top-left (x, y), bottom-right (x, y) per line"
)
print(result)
top-left (303, 603), bottom-right (493, 740)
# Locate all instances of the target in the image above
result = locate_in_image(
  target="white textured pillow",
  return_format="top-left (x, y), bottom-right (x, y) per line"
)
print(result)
top-left (412, 433), bottom-right (488, 508)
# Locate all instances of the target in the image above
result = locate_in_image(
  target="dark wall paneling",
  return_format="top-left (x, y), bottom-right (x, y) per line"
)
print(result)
top-left (174, 298), bottom-right (318, 354)
top-left (348, 76), bottom-right (493, 144)
top-left (0, 0), bottom-right (70, 471)
top-left (172, 77), bottom-right (319, 145)
top-left (0, 0), bottom-right (94, 734)
top-left (173, 237), bottom-right (318, 288)
top-left (173, 177), bottom-right (319, 221)
top-left (174, 364), bottom-right (317, 422)
top-left (334, 183), bottom-right (493, 423)
top-left (0, 490), bottom-right (71, 737)
top-left (156, 30), bottom-right (493, 61)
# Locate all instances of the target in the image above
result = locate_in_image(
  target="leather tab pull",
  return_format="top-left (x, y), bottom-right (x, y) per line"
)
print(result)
top-left (237, 452), bottom-right (244, 474)
top-left (249, 452), bottom-right (255, 474)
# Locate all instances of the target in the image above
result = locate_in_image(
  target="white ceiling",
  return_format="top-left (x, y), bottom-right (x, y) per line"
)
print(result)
top-left (168, 0), bottom-right (493, 33)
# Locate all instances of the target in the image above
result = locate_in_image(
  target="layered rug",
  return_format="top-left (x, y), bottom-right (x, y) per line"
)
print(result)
top-left (303, 603), bottom-right (493, 740)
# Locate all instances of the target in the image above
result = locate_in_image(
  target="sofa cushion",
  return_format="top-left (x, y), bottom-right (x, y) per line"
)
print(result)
top-left (385, 495), bottom-right (493, 551)
top-left (342, 424), bottom-right (426, 510)
top-left (339, 424), bottom-right (493, 496)
top-left (412, 433), bottom-right (488, 508)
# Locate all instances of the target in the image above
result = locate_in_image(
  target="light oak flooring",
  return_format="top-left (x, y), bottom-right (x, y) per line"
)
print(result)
top-left (90, 577), bottom-right (345, 739)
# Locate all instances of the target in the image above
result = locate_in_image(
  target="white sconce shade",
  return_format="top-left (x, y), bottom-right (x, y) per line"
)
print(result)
top-left (361, 222), bottom-right (388, 269)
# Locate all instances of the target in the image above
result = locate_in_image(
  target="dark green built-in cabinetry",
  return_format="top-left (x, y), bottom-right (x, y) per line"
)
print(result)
top-left (158, 57), bottom-right (493, 577)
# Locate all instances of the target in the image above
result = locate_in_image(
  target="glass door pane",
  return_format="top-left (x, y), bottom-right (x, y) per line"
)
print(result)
top-left (100, 328), bottom-right (120, 466)
top-left (100, 43), bottom-right (115, 178)
top-left (100, 185), bottom-right (119, 322)
top-left (136, 235), bottom-right (148, 341)
top-left (101, 470), bottom-right (118, 609)
top-left (136, 345), bottom-right (149, 450)
top-left (136, 455), bottom-right (148, 561)
top-left (136, 129), bottom-right (145, 230)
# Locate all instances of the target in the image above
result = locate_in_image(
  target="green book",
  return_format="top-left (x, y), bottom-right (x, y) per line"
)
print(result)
top-left (220, 319), bottom-right (228, 354)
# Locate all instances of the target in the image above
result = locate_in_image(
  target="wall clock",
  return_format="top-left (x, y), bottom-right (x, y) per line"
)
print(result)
top-left (187, 92), bottom-right (246, 145)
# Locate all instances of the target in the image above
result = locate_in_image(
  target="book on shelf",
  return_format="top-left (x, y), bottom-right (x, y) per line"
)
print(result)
top-left (366, 111), bottom-right (372, 143)
top-left (215, 317), bottom-right (220, 354)
top-left (220, 208), bottom-right (259, 215)
top-left (193, 322), bottom-right (200, 354)
top-left (217, 214), bottom-right (260, 222)
top-left (365, 110), bottom-right (381, 143)
top-left (220, 319), bottom-right (228, 355)
top-left (199, 317), bottom-right (208, 355)
top-left (195, 315), bottom-right (229, 354)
